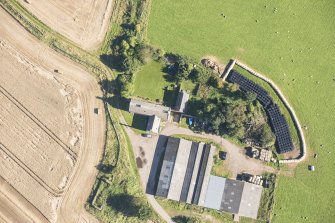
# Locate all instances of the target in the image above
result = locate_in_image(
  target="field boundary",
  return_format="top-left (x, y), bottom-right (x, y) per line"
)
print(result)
top-left (223, 59), bottom-right (306, 163)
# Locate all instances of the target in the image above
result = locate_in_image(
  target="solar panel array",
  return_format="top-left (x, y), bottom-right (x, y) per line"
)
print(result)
top-left (227, 70), bottom-right (293, 153)
top-left (228, 71), bottom-right (273, 107)
top-left (266, 104), bottom-right (293, 153)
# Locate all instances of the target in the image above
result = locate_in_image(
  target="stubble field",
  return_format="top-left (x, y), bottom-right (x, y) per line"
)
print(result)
top-left (0, 9), bottom-right (105, 223)
top-left (18, 0), bottom-right (113, 50)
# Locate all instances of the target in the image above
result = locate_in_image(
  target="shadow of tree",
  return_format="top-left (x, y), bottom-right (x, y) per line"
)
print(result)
top-left (106, 194), bottom-right (154, 220)
top-left (106, 194), bottom-right (141, 217)
top-left (96, 163), bottom-right (114, 174)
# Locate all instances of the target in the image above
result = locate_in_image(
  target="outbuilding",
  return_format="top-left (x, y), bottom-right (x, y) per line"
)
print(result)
top-left (146, 115), bottom-right (161, 133)
top-left (175, 90), bottom-right (190, 113)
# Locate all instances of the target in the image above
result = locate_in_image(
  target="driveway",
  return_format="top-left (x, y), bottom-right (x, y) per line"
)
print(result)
top-left (162, 124), bottom-right (276, 178)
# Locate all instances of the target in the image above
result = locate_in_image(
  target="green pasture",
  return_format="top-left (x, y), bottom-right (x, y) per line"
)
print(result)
top-left (148, 0), bottom-right (335, 222)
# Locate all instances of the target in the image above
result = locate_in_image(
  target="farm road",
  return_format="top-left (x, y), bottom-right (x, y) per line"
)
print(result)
top-left (162, 124), bottom-right (276, 178)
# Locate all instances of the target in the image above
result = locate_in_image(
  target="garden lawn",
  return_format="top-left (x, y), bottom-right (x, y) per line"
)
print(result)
top-left (148, 0), bottom-right (335, 222)
top-left (134, 61), bottom-right (170, 102)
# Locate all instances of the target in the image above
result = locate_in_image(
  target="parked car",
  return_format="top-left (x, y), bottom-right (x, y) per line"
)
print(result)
top-left (141, 133), bottom-right (152, 138)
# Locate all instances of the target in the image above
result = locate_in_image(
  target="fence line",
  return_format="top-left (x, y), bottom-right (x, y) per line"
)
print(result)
top-left (222, 59), bottom-right (236, 81)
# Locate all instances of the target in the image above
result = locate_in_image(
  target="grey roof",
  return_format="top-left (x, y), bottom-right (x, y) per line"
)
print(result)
top-left (198, 146), bottom-right (216, 206)
top-left (155, 136), bottom-right (264, 219)
top-left (156, 137), bottom-right (180, 197)
top-left (175, 90), bottom-right (190, 112)
top-left (238, 182), bottom-right (263, 219)
top-left (146, 115), bottom-right (161, 133)
top-left (129, 99), bottom-right (171, 121)
top-left (167, 139), bottom-right (193, 201)
top-left (203, 175), bottom-right (226, 210)
top-left (221, 179), bottom-right (245, 214)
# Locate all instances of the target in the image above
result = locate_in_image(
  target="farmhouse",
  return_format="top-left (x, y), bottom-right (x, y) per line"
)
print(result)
top-left (129, 99), bottom-right (171, 121)
top-left (156, 137), bottom-right (263, 220)
top-left (174, 90), bottom-right (189, 113)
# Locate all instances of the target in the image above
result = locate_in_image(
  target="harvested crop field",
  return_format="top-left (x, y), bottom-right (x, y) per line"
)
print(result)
top-left (0, 9), bottom-right (105, 223)
top-left (18, 0), bottom-right (113, 50)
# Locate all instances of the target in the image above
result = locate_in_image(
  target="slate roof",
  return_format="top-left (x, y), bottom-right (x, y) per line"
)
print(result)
top-left (129, 99), bottom-right (171, 121)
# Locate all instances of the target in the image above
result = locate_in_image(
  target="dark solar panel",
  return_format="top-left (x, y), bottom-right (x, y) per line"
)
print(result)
top-left (179, 142), bottom-right (199, 202)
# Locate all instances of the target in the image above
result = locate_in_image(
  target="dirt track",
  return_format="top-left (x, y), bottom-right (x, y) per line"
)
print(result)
top-left (0, 8), bottom-right (105, 223)
top-left (18, 0), bottom-right (113, 50)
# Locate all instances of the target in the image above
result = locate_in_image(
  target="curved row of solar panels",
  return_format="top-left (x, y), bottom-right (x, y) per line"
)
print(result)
top-left (156, 137), bottom-right (263, 219)
top-left (227, 70), bottom-right (293, 153)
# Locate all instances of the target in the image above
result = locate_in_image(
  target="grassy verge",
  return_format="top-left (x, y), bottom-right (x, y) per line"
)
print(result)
top-left (257, 173), bottom-right (277, 222)
top-left (156, 197), bottom-right (234, 223)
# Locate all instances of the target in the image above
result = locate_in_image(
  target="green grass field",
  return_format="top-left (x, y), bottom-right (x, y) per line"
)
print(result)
top-left (148, 0), bottom-right (335, 222)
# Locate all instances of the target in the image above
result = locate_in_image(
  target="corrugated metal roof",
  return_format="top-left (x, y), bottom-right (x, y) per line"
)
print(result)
top-left (156, 137), bottom-right (180, 197)
top-left (221, 178), bottom-right (244, 214)
top-left (198, 146), bottom-right (216, 206)
top-left (186, 142), bottom-right (204, 203)
top-left (238, 182), bottom-right (263, 219)
top-left (203, 175), bottom-right (226, 210)
top-left (167, 139), bottom-right (193, 201)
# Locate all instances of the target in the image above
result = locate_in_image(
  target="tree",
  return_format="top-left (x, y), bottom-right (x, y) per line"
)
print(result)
top-left (172, 216), bottom-right (201, 223)
top-left (228, 83), bottom-right (240, 92)
top-left (245, 91), bottom-right (257, 103)
top-left (118, 73), bottom-right (134, 97)
top-left (191, 64), bottom-right (212, 84)
top-left (134, 43), bottom-right (153, 64)
top-left (174, 54), bottom-right (194, 82)
top-left (259, 124), bottom-right (276, 147)
top-left (207, 75), bottom-right (221, 88)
